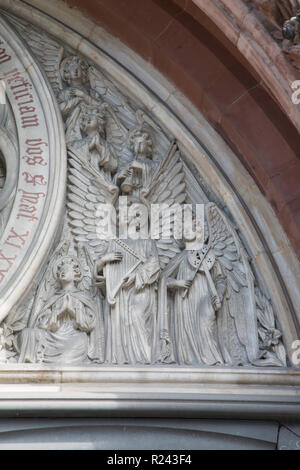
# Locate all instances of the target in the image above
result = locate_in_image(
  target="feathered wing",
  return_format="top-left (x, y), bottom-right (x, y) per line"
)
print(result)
top-left (89, 67), bottom-right (138, 167)
top-left (6, 13), bottom-right (64, 95)
top-left (89, 69), bottom-right (169, 169)
top-left (89, 66), bottom-right (137, 129)
top-left (67, 146), bottom-right (119, 259)
top-left (206, 203), bottom-right (259, 363)
top-left (142, 142), bottom-right (187, 269)
top-left (104, 106), bottom-right (133, 170)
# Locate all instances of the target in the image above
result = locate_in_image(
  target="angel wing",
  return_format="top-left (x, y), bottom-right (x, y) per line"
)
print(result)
top-left (67, 146), bottom-right (119, 259)
top-left (142, 142), bottom-right (187, 269)
top-left (104, 105), bottom-right (133, 170)
top-left (6, 13), bottom-right (64, 95)
top-left (89, 66), bottom-right (137, 130)
top-left (205, 202), bottom-right (259, 363)
top-left (104, 105), bottom-right (172, 176)
top-left (89, 67), bottom-right (154, 169)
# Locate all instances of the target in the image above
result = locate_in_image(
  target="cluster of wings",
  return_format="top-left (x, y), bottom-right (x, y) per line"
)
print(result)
top-left (3, 13), bottom-right (286, 366)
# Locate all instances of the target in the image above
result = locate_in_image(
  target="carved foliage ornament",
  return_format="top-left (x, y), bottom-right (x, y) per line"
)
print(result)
top-left (250, 0), bottom-right (300, 70)
top-left (0, 12), bottom-right (288, 368)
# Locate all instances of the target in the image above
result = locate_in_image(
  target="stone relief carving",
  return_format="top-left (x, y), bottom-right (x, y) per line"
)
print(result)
top-left (15, 247), bottom-right (100, 364)
top-left (250, 0), bottom-right (300, 71)
top-left (0, 13), bottom-right (288, 367)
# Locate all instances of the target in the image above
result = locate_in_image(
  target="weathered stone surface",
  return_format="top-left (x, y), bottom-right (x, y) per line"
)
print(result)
top-left (0, 5), bottom-right (297, 436)
top-left (0, 11), bottom-right (291, 369)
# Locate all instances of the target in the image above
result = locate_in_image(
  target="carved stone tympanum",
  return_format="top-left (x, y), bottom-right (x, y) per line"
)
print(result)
top-left (0, 12), bottom-right (289, 369)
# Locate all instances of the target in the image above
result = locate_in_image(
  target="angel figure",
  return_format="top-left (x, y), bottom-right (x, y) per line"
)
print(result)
top-left (95, 235), bottom-right (161, 365)
top-left (116, 126), bottom-right (158, 198)
top-left (58, 55), bottom-right (102, 124)
top-left (92, 142), bottom-right (186, 364)
top-left (15, 254), bottom-right (99, 364)
top-left (67, 103), bottom-right (119, 180)
top-left (162, 213), bottom-right (225, 366)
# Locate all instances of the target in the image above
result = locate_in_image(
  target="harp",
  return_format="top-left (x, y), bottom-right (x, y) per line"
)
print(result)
top-left (104, 239), bottom-right (146, 306)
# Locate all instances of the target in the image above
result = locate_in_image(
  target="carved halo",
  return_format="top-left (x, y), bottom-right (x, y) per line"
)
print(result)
top-left (127, 125), bottom-right (154, 159)
top-left (53, 255), bottom-right (83, 282)
top-left (60, 55), bottom-right (90, 86)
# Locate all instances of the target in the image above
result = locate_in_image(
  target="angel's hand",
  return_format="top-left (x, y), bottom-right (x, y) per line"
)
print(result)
top-left (47, 313), bottom-right (59, 333)
top-left (101, 102), bottom-right (109, 111)
top-left (94, 274), bottom-right (105, 286)
top-left (89, 134), bottom-right (101, 151)
top-left (37, 313), bottom-right (49, 329)
top-left (168, 279), bottom-right (192, 290)
top-left (212, 295), bottom-right (222, 311)
top-left (70, 88), bottom-right (86, 99)
top-left (115, 167), bottom-right (132, 186)
top-left (130, 160), bottom-right (143, 171)
top-left (123, 273), bottom-right (136, 288)
top-left (121, 168), bottom-right (132, 179)
top-left (108, 183), bottom-right (119, 195)
top-left (104, 252), bottom-right (123, 264)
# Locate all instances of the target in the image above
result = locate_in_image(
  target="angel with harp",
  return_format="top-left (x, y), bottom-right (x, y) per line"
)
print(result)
top-left (92, 135), bottom-right (186, 364)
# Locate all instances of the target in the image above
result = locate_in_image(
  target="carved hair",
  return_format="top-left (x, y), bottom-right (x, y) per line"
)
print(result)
top-left (128, 127), bottom-right (153, 158)
top-left (60, 56), bottom-right (89, 85)
top-left (54, 256), bottom-right (83, 282)
top-left (79, 105), bottom-right (106, 128)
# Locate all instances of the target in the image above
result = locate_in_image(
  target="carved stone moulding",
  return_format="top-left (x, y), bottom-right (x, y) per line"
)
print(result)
top-left (0, 16), bottom-right (66, 318)
top-left (0, 366), bottom-right (299, 419)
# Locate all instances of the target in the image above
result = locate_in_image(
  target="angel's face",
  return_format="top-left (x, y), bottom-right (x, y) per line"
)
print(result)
top-left (63, 57), bottom-right (89, 85)
top-left (80, 111), bottom-right (105, 135)
top-left (131, 133), bottom-right (152, 159)
top-left (81, 114), bottom-right (98, 134)
top-left (183, 218), bottom-right (199, 244)
top-left (57, 263), bottom-right (76, 284)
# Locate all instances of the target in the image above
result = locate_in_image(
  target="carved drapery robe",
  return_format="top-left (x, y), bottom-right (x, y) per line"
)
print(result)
top-left (104, 239), bottom-right (160, 364)
top-left (165, 250), bottom-right (225, 366)
top-left (16, 290), bottom-right (96, 364)
top-left (58, 86), bottom-right (100, 121)
top-left (70, 136), bottom-right (118, 180)
top-left (119, 158), bottom-right (157, 199)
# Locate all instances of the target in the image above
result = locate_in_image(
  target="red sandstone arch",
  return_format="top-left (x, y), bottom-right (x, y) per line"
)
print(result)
top-left (65, 0), bottom-right (300, 259)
